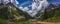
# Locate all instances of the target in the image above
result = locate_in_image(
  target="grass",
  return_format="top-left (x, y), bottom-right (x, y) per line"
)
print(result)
top-left (44, 16), bottom-right (60, 22)
top-left (18, 21), bottom-right (31, 24)
top-left (0, 18), bottom-right (6, 24)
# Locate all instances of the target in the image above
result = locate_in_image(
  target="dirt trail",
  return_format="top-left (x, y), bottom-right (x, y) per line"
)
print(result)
top-left (31, 21), bottom-right (60, 24)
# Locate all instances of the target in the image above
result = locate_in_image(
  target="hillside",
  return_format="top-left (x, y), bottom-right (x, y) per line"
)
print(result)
top-left (41, 4), bottom-right (60, 22)
top-left (0, 3), bottom-right (24, 24)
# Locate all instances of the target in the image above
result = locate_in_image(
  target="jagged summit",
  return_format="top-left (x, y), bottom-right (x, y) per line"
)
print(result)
top-left (0, 0), bottom-right (19, 7)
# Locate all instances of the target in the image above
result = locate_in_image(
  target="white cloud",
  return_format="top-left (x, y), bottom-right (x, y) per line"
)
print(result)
top-left (16, 1), bottom-right (19, 4)
top-left (16, 0), bottom-right (19, 4)
top-left (27, 10), bottom-right (32, 14)
top-left (20, 1), bottom-right (30, 6)
top-left (19, 6), bottom-right (24, 10)
top-left (18, 1), bottom-right (31, 12)
top-left (19, 7), bottom-right (23, 9)
top-left (10, 0), bottom-right (19, 7)
top-left (19, 6), bottom-right (29, 12)
top-left (28, 5), bottom-right (32, 7)
top-left (23, 7), bottom-right (29, 11)
top-left (17, 0), bottom-right (48, 17)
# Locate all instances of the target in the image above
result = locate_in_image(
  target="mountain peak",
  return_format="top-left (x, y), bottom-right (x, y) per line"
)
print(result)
top-left (0, 0), bottom-right (19, 7)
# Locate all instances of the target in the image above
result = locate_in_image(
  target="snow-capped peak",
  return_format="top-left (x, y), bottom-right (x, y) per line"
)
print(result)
top-left (0, 0), bottom-right (19, 7)
top-left (18, 0), bottom-right (48, 17)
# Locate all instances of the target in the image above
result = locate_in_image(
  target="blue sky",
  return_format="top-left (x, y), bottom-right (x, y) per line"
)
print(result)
top-left (17, 0), bottom-right (32, 5)
top-left (48, 0), bottom-right (60, 5)
top-left (17, 0), bottom-right (60, 5)
top-left (16, 0), bottom-right (60, 15)
top-left (17, 0), bottom-right (60, 10)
